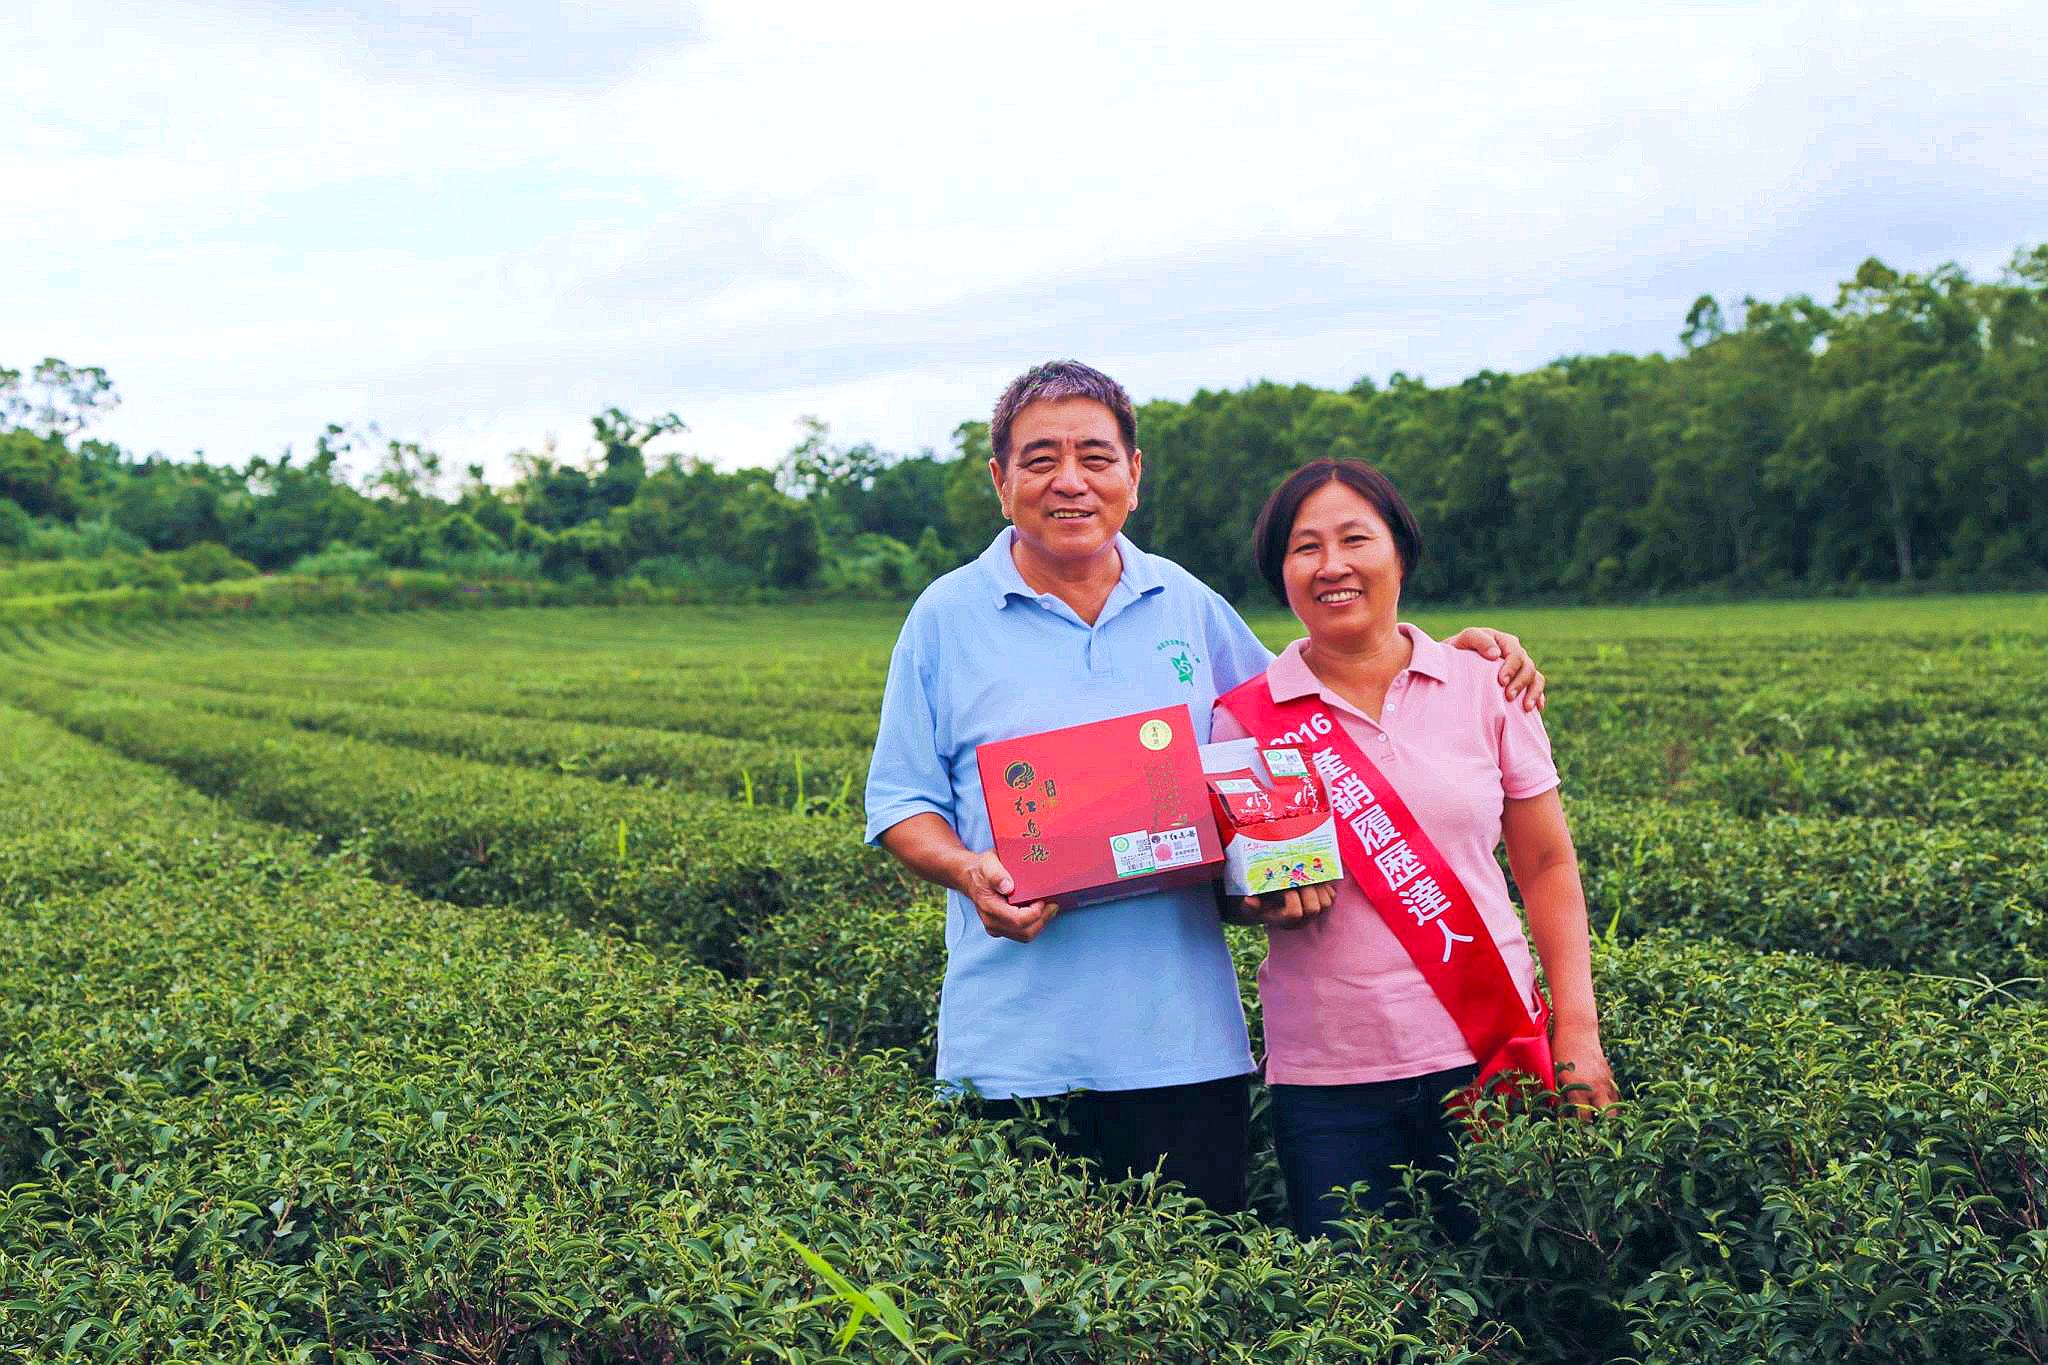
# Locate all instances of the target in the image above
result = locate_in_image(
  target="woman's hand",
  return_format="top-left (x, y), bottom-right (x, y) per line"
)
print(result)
top-left (1444, 626), bottom-right (1546, 711)
top-left (1222, 881), bottom-right (1336, 929)
top-left (1500, 792), bottom-right (1616, 1117)
top-left (1550, 1019), bottom-right (1620, 1117)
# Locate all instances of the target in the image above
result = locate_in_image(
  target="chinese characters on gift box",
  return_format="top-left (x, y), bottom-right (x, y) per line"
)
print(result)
top-left (1016, 778), bottom-right (1059, 864)
top-left (1143, 757), bottom-right (1189, 833)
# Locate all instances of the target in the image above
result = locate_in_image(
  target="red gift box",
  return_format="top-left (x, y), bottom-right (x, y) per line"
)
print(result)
top-left (1201, 739), bottom-right (1344, 896)
top-left (976, 704), bottom-right (1224, 908)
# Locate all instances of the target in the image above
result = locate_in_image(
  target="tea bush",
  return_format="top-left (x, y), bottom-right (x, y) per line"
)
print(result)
top-left (1442, 934), bottom-right (2048, 1360)
top-left (6, 601), bottom-right (2048, 1362)
top-left (0, 705), bottom-right (273, 908)
top-left (0, 676), bottom-right (947, 1058)
top-left (67, 660), bottom-right (888, 747)
top-left (7, 704), bottom-right (2044, 1360)
top-left (13, 671), bottom-right (2042, 994)
top-left (0, 745), bottom-right (1497, 1361)
top-left (1569, 799), bottom-right (2047, 986)
top-left (1217, 923), bottom-right (2048, 1361)
top-left (28, 670), bottom-right (872, 816)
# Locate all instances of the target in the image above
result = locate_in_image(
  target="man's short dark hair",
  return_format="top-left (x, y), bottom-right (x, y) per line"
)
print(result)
top-left (1251, 459), bottom-right (1424, 602)
top-left (990, 360), bottom-right (1138, 467)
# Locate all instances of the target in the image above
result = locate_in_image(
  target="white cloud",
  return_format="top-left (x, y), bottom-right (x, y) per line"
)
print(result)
top-left (3, 0), bottom-right (2043, 483)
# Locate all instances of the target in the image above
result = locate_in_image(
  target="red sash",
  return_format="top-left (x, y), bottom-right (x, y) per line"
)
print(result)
top-left (1220, 676), bottom-right (1553, 1103)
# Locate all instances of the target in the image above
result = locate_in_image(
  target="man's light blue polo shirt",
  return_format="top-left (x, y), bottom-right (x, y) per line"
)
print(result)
top-left (864, 528), bottom-right (1274, 1099)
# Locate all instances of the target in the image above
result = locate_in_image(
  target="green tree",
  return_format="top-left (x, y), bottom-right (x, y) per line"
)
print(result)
top-left (108, 458), bottom-right (231, 551)
top-left (590, 407), bottom-right (683, 510)
top-left (365, 432), bottom-right (444, 508)
top-left (10, 358), bottom-right (120, 439)
top-left (0, 496), bottom-right (30, 549)
top-left (511, 449), bottom-right (599, 533)
top-left (1934, 247), bottom-right (2048, 575)
top-left (740, 482), bottom-right (823, 588)
top-left (1134, 381), bottom-right (1327, 602)
top-left (619, 458), bottom-right (763, 567)
top-left (941, 420), bottom-right (1001, 558)
top-left (1781, 259), bottom-right (1980, 581)
top-left (862, 455), bottom-right (953, 547)
top-left (8, 245), bottom-right (2045, 600)
top-left (776, 416), bottom-right (889, 540)
top-left (227, 437), bottom-right (375, 570)
top-left (0, 428), bottom-right (82, 520)
top-left (454, 463), bottom-right (523, 547)
top-left (540, 520), bottom-right (630, 579)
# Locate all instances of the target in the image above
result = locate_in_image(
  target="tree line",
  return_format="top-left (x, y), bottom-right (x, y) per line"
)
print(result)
top-left (4, 244), bottom-right (2043, 605)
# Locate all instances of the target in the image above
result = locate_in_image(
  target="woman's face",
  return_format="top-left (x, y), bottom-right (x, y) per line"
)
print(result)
top-left (1282, 478), bottom-right (1403, 642)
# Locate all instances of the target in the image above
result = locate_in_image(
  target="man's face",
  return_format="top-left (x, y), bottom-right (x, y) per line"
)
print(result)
top-left (990, 397), bottom-right (1142, 567)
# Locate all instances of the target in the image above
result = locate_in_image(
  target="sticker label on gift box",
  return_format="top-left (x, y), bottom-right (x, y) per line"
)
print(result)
top-left (1149, 825), bottom-right (1205, 870)
top-left (1109, 830), bottom-right (1157, 878)
top-left (1262, 748), bottom-right (1308, 777)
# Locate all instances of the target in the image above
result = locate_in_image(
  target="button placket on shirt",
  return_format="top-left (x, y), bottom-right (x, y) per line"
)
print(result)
top-left (1025, 594), bottom-right (1100, 682)
top-left (1086, 628), bottom-right (1114, 676)
top-left (1322, 675), bottom-right (1401, 759)
top-left (1077, 581), bottom-right (1140, 678)
top-left (1076, 601), bottom-right (1113, 677)
top-left (1377, 672), bottom-right (1408, 757)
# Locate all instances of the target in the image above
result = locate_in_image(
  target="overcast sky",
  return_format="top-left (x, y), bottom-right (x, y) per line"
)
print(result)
top-left (7, 0), bottom-right (2045, 483)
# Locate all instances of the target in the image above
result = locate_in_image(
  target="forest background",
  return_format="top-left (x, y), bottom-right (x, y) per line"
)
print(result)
top-left (5, 244), bottom-right (2045, 619)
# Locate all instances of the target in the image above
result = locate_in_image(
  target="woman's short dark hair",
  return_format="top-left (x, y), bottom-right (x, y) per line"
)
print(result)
top-left (1251, 459), bottom-right (1424, 602)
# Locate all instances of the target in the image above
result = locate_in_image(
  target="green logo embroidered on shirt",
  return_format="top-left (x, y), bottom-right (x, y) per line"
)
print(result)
top-left (1155, 638), bottom-right (1200, 684)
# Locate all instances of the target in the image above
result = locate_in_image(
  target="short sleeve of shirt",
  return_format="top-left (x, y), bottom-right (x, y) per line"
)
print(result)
top-left (863, 615), bottom-right (956, 844)
top-left (1498, 695), bottom-right (1560, 801)
top-left (1203, 591), bottom-right (1274, 693)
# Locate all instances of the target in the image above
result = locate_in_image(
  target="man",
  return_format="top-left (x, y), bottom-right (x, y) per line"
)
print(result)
top-left (864, 360), bottom-right (1542, 1211)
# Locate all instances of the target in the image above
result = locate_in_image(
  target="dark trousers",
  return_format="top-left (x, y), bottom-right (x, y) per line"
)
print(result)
top-left (1270, 1064), bottom-right (1479, 1241)
top-left (973, 1073), bottom-right (1251, 1214)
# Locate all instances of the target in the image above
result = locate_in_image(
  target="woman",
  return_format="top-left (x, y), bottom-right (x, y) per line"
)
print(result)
top-left (1211, 458), bottom-right (1619, 1241)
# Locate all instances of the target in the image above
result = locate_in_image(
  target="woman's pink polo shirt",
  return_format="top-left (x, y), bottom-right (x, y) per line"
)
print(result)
top-left (1210, 626), bottom-right (1561, 1085)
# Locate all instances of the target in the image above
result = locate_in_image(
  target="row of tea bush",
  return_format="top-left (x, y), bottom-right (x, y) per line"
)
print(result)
top-left (2, 706), bottom-right (1490, 1361)
top-left (13, 668), bottom-right (2042, 992)
top-left (5, 687), bottom-right (2047, 1358)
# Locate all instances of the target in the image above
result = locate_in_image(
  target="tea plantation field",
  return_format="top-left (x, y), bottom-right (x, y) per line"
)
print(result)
top-left (2, 596), bottom-right (2044, 1363)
